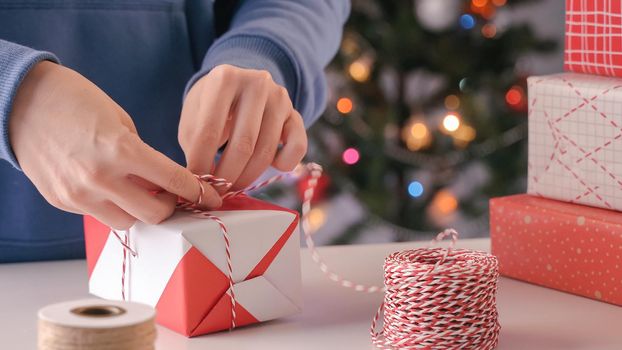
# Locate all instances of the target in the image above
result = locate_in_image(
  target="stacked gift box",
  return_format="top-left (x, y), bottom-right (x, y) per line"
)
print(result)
top-left (490, 0), bottom-right (622, 306)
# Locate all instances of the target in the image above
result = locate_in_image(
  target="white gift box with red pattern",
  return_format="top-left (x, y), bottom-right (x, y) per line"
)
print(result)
top-left (83, 195), bottom-right (301, 337)
top-left (527, 72), bottom-right (622, 211)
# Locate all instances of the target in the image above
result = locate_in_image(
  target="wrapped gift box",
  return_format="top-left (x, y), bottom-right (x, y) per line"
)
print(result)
top-left (83, 195), bottom-right (301, 337)
top-left (527, 73), bottom-right (622, 211)
top-left (565, 0), bottom-right (622, 77)
top-left (490, 194), bottom-right (622, 306)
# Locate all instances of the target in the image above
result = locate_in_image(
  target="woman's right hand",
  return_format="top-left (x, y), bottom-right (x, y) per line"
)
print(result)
top-left (9, 61), bottom-right (222, 230)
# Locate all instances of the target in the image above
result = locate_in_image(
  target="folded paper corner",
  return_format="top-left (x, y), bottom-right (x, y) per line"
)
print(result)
top-left (189, 275), bottom-right (300, 337)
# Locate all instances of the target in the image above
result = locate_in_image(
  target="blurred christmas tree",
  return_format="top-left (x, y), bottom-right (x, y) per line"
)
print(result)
top-left (275, 0), bottom-right (556, 243)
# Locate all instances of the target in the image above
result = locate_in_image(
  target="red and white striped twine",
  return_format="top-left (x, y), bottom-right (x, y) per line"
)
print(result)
top-left (111, 229), bottom-right (136, 301)
top-left (179, 174), bottom-right (238, 329)
top-left (371, 229), bottom-right (501, 349)
top-left (112, 162), bottom-right (500, 347)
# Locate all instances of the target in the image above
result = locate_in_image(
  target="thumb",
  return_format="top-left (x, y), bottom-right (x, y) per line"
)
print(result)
top-left (128, 137), bottom-right (223, 209)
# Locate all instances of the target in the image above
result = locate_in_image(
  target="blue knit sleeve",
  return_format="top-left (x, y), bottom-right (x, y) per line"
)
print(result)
top-left (0, 39), bottom-right (59, 169)
top-left (185, 0), bottom-right (350, 127)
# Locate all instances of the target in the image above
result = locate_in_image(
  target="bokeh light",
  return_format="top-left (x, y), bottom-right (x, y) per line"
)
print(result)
top-left (342, 147), bottom-right (360, 165)
top-left (340, 36), bottom-right (359, 56)
top-left (336, 97), bottom-right (353, 114)
top-left (505, 85), bottom-right (524, 107)
top-left (492, 0), bottom-right (507, 6)
top-left (460, 14), bottom-right (475, 29)
top-left (453, 124), bottom-right (477, 148)
top-left (472, 0), bottom-right (488, 7)
top-left (442, 114), bottom-right (461, 133)
top-left (402, 119), bottom-right (432, 151)
top-left (410, 122), bottom-right (428, 139)
top-left (408, 181), bottom-right (424, 198)
top-left (348, 59), bottom-right (371, 82)
top-left (433, 190), bottom-right (458, 214)
top-left (307, 207), bottom-right (326, 232)
top-left (444, 94), bottom-right (460, 110)
top-left (481, 24), bottom-right (497, 38)
top-left (459, 78), bottom-right (469, 92)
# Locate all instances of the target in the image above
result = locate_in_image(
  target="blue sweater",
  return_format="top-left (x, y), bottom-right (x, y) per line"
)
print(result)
top-left (0, 0), bottom-right (349, 263)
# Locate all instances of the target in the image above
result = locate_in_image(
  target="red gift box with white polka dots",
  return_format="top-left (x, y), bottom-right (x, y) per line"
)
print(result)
top-left (490, 194), bottom-right (622, 306)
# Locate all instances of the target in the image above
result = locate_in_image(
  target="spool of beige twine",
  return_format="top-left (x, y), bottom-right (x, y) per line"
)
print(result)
top-left (38, 299), bottom-right (156, 350)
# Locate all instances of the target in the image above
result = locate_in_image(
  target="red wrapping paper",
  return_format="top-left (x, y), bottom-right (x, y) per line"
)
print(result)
top-left (490, 194), bottom-right (622, 306)
top-left (565, 0), bottom-right (622, 77)
top-left (84, 195), bottom-right (302, 336)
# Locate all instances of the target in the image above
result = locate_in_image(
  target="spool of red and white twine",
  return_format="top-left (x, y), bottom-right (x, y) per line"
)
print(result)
top-left (371, 230), bottom-right (500, 349)
top-left (113, 163), bottom-right (500, 348)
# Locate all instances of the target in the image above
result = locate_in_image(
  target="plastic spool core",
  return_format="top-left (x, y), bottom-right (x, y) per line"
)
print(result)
top-left (70, 305), bottom-right (126, 318)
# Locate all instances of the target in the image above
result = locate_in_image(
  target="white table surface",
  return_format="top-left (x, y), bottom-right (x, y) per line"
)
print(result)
top-left (1, 238), bottom-right (621, 349)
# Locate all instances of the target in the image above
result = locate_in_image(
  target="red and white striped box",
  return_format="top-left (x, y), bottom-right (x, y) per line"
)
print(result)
top-left (527, 72), bottom-right (622, 211)
top-left (565, 0), bottom-right (622, 77)
top-left (490, 194), bottom-right (622, 306)
top-left (83, 195), bottom-right (301, 337)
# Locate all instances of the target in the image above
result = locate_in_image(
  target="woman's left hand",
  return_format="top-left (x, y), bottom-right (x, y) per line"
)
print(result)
top-left (179, 64), bottom-right (307, 190)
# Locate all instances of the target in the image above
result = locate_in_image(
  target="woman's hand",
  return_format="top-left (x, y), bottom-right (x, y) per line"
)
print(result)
top-left (9, 61), bottom-right (220, 230)
top-left (179, 64), bottom-right (308, 191)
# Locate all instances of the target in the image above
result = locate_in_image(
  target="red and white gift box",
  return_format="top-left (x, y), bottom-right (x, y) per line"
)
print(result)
top-left (83, 195), bottom-right (301, 337)
top-left (565, 0), bottom-right (622, 77)
top-left (527, 73), bottom-right (622, 211)
top-left (490, 194), bottom-right (622, 306)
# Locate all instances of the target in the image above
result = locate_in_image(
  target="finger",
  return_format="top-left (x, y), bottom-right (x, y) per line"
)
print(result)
top-left (81, 200), bottom-right (136, 231)
top-left (128, 139), bottom-right (222, 208)
top-left (181, 77), bottom-right (235, 176)
top-left (103, 179), bottom-right (179, 225)
top-left (214, 78), bottom-right (270, 189)
top-left (233, 90), bottom-right (290, 189)
top-left (273, 110), bottom-right (307, 171)
top-left (127, 174), bottom-right (162, 192)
